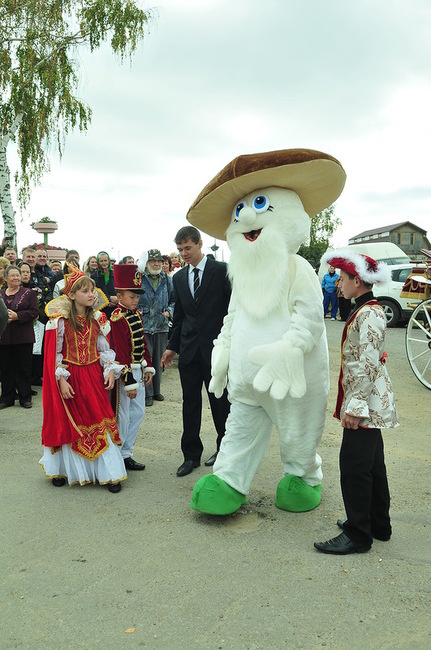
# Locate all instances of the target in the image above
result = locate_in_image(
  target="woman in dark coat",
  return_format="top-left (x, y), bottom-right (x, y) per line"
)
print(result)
top-left (91, 251), bottom-right (118, 318)
top-left (0, 265), bottom-right (39, 409)
top-left (0, 295), bottom-right (7, 336)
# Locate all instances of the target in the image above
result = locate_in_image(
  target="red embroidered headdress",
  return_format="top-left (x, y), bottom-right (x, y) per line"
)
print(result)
top-left (63, 265), bottom-right (88, 297)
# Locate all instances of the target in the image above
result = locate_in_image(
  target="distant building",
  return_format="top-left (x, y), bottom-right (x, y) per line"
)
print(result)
top-left (348, 221), bottom-right (430, 259)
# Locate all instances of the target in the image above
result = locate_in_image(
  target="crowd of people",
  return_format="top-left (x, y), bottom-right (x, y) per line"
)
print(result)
top-left (0, 238), bottom-right (185, 411)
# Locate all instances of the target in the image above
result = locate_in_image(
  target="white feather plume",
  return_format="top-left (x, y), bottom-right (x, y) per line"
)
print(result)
top-left (137, 251), bottom-right (148, 273)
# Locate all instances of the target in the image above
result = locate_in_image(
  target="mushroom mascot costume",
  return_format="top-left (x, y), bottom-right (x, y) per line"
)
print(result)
top-left (188, 148), bottom-right (346, 515)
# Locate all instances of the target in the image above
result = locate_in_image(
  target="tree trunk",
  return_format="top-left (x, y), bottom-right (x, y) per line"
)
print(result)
top-left (0, 127), bottom-right (19, 251)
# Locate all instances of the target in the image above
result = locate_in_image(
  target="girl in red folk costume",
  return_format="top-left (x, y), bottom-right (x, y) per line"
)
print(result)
top-left (314, 250), bottom-right (399, 555)
top-left (39, 267), bottom-right (127, 493)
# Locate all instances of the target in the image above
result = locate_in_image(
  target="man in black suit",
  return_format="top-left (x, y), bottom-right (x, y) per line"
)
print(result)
top-left (161, 226), bottom-right (231, 477)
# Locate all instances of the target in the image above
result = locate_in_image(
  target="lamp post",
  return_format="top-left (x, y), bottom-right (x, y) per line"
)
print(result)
top-left (210, 239), bottom-right (219, 260)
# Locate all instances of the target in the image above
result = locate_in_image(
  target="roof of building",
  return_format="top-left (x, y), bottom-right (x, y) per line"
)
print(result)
top-left (350, 221), bottom-right (427, 240)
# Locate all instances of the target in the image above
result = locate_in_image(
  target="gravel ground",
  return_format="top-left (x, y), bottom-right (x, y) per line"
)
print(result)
top-left (1, 321), bottom-right (430, 649)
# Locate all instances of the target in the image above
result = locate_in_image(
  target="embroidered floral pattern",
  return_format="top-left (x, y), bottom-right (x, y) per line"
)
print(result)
top-left (71, 417), bottom-right (121, 460)
top-left (336, 301), bottom-right (399, 428)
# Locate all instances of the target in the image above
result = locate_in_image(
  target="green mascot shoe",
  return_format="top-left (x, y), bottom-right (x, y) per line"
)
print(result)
top-left (190, 474), bottom-right (247, 515)
top-left (275, 474), bottom-right (322, 512)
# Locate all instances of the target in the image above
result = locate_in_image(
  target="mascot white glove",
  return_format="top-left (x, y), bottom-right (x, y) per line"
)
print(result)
top-left (209, 304), bottom-right (234, 398)
top-left (209, 339), bottom-right (230, 398)
top-left (249, 340), bottom-right (306, 400)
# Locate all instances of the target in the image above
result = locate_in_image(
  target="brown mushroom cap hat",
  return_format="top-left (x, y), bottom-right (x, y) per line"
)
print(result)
top-left (186, 148), bottom-right (346, 240)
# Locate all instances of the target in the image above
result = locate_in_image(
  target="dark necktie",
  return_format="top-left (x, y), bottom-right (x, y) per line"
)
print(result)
top-left (193, 267), bottom-right (200, 302)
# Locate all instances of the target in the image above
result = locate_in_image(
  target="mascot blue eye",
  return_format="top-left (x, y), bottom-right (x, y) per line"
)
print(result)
top-left (253, 195), bottom-right (269, 213)
top-left (235, 202), bottom-right (245, 218)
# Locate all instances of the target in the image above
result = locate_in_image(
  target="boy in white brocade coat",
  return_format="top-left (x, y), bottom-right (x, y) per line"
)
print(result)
top-left (314, 250), bottom-right (399, 555)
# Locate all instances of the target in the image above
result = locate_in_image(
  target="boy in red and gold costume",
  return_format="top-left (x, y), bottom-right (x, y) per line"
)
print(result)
top-left (110, 256), bottom-right (154, 471)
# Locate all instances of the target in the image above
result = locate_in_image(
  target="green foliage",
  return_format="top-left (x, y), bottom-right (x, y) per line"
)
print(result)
top-left (298, 205), bottom-right (341, 268)
top-left (36, 216), bottom-right (56, 223)
top-left (0, 1), bottom-right (154, 209)
top-left (30, 216), bottom-right (56, 225)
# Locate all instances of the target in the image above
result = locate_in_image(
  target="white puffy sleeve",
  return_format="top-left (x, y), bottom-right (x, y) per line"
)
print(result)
top-left (54, 319), bottom-right (70, 380)
top-left (97, 332), bottom-right (125, 380)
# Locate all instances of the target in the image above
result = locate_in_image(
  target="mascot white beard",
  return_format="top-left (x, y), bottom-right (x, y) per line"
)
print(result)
top-left (226, 187), bottom-right (310, 319)
top-left (190, 185), bottom-right (331, 516)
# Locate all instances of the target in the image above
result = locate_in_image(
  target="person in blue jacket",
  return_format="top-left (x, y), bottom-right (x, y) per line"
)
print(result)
top-left (138, 249), bottom-right (175, 406)
top-left (321, 265), bottom-right (339, 320)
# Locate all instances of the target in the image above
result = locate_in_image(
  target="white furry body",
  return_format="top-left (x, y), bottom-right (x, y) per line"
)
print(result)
top-left (210, 188), bottom-right (330, 494)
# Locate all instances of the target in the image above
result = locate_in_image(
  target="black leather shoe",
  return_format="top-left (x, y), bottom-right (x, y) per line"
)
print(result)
top-left (52, 477), bottom-right (66, 487)
top-left (314, 532), bottom-right (371, 555)
top-left (145, 396), bottom-right (153, 407)
top-left (0, 402), bottom-right (14, 410)
top-left (337, 519), bottom-right (391, 541)
top-left (204, 452), bottom-right (218, 466)
top-left (176, 460), bottom-right (200, 477)
top-left (124, 457), bottom-right (146, 471)
top-left (31, 389), bottom-right (38, 396)
top-left (108, 483), bottom-right (122, 493)
top-left (20, 402), bottom-right (32, 409)
top-left (153, 394), bottom-right (164, 401)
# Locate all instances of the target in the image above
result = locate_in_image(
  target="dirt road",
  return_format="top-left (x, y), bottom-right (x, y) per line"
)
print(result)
top-left (1, 322), bottom-right (430, 649)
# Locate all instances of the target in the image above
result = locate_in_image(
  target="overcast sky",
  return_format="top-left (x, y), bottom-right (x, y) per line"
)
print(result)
top-left (10, 0), bottom-right (431, 263)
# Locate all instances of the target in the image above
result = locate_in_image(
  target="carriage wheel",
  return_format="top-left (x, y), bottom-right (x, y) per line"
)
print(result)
top-left (405, 298), bottom-right (431, 389)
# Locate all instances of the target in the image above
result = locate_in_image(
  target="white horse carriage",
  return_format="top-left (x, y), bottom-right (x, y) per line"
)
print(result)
top-left (403, 250), bottom-right (431, 389)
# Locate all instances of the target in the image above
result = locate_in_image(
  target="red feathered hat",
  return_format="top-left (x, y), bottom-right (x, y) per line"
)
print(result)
top-left (321, 249), bottom-right (391, 285)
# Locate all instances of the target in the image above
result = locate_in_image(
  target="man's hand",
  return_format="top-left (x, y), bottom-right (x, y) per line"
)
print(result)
top-left (127, 388), bottom-right (137, 400)
top-left (161, 349), bottom-right (175, 369)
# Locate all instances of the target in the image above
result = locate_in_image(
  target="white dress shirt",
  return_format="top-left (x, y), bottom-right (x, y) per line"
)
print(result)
top-left (188, 255), bottom-right (207, 297)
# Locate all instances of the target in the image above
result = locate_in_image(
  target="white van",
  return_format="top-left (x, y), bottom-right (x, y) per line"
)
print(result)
top-left (321, 242), bottom-right (423, 326)
top-left (340, 242), bottom-right (410, 264)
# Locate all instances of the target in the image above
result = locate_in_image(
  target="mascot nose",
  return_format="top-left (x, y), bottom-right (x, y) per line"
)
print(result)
top-left (236, 206), bottom-right (257, 227)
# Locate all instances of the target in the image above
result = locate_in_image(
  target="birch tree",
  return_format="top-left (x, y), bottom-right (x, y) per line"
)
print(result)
top-left (0, 0), bottom-right (155, 248)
